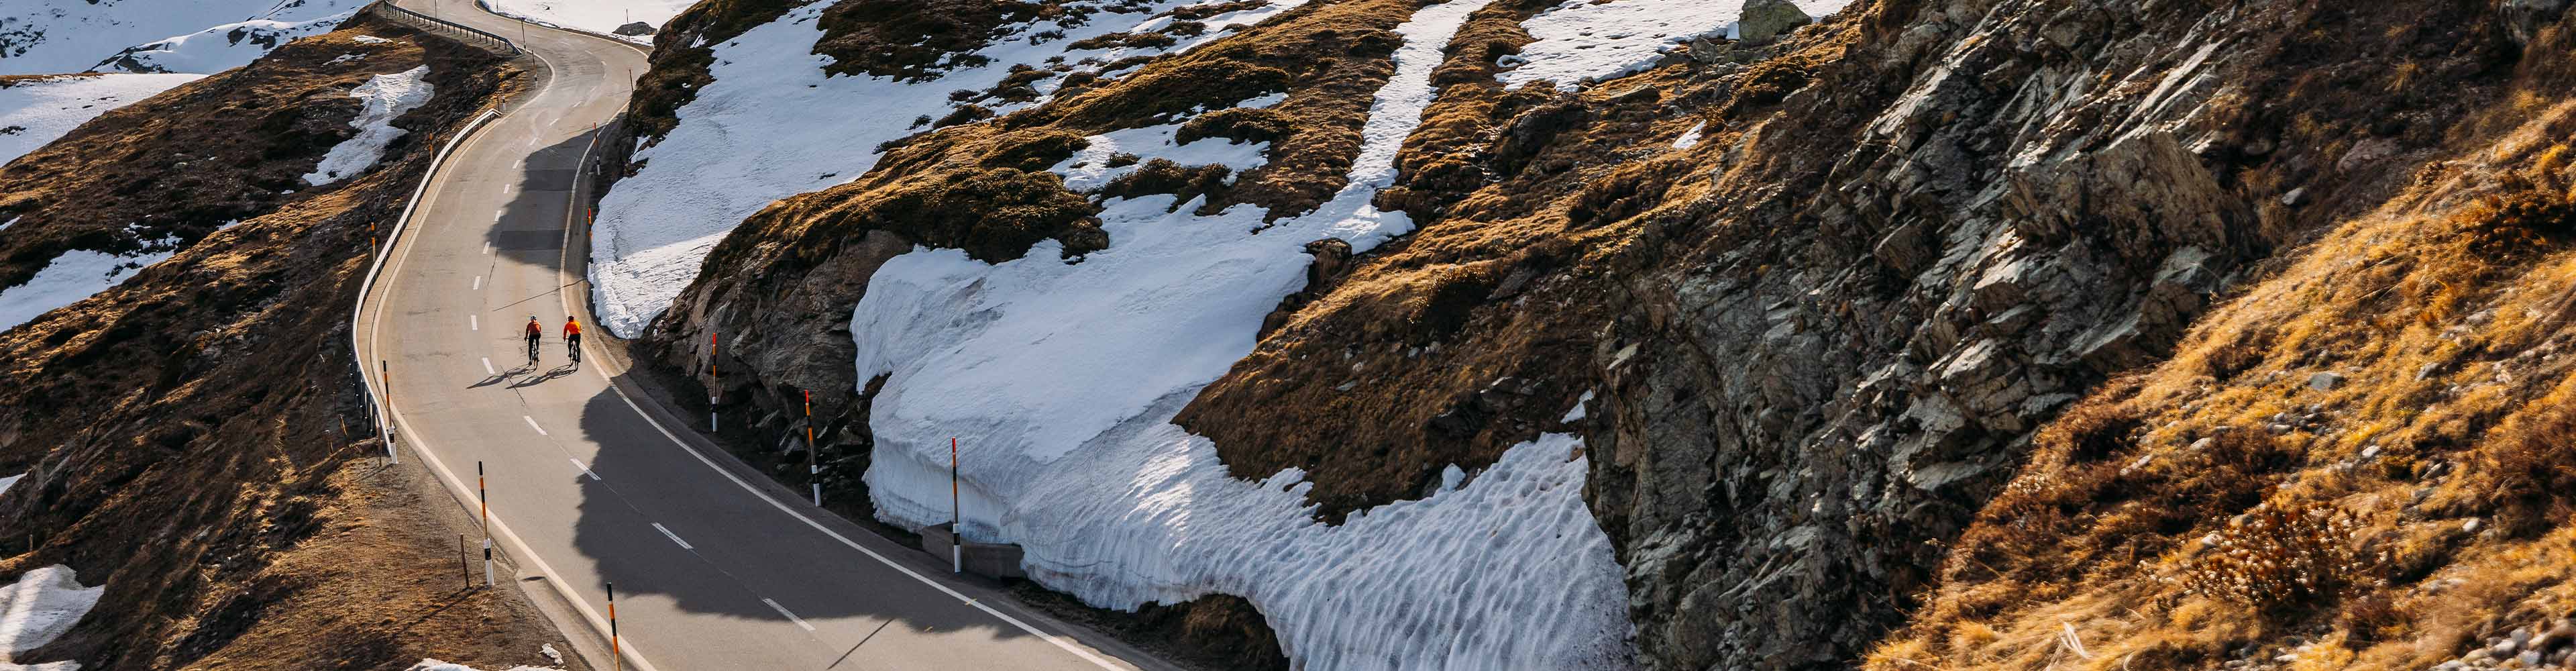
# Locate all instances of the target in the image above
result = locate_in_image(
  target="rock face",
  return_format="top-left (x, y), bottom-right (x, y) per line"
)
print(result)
top-left (1736, 0), bottom-right (1811, 44)
top-left (612, 21), bottom-right (655, 36)
top-left (1586, 0), bottom-right (2516, 668)
top-left (2501, 0), bottom-right (2571, 44)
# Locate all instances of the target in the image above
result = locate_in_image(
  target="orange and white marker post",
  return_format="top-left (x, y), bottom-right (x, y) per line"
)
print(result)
top-left (951, 436), bottom-right (962, 574)
top-left (478, 460), bottom-right (492, 587)
top-left (708, 332), bottom-right (720, 432)
top-left (804, 389), bottom-right (821, 507)
top-left (606, 581), bottom-right (622, 671)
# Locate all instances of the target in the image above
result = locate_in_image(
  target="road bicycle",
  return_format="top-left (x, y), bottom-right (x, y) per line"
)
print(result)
top-left (527, 336), bottom-right (541, 366)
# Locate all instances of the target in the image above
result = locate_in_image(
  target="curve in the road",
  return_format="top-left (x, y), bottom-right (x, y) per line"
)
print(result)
top-left (352, 3), bottom-right (1161, 669)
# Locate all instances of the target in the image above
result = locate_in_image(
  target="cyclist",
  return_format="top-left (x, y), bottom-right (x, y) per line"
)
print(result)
top-left (524, 315), bottom-right (543, 364)
top-left (562, 316), bottom-right (582, 363)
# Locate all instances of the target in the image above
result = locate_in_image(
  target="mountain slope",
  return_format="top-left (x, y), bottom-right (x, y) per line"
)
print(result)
top-left (0, 0), bottom-right (370, 75)
top-left (0, 17), bottom-right (577, 670)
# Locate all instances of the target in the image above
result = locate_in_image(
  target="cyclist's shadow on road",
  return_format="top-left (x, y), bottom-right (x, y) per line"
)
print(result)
top-left (509, 363), bottom-right (580, 389)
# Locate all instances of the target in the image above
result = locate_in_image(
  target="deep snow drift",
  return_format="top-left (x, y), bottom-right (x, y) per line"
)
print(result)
top-left (0, 565), bottom-right (104, 670)
top-left (0, 73), bottom-right (203, 166)
top-left (0, 0), bottom-right (367, 75)
top-left (586, 0), bottom-right (1307, 336)
top-left (481, 0), bottom-right (694, 41)
top-left (303, 65), bottom-right (433, 185)
top-left (1498, 0), bottom-right (1851, 91)
top-left (847, 0), bottom-right (1633, 666)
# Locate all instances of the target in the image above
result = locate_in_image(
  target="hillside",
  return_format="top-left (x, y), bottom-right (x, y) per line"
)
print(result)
top-left (0, 0), bottom-right (372, 76)
top-left (563, 0), bottom-right (2576, 669)
top-left (0, 16), bottom-right (580, 670)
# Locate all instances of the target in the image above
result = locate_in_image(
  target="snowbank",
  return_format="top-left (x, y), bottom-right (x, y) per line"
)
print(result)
top-left (1672, 121), bottom-right (1705, 150)
top-left (404, 659), bottom-right (560, 671)
top-left (303, 66), bottom-right (433, 186)
top-left (849, 0), bottom-right (1633, 667)
top-left (1497, 0), bottom-right (1851, 91)
top-left (481, 0), bottom-right (696, 42)
top-left (586, 0), bottom-right (1308, 336)
top-left (0, 246), bottom-right (179, 331)
top-left (0, 566), bottom-right (103, 669)
top-left (96, 9), bottom-right (357, 74)
top-left (0, 0), bottom-right (368, 76)
top-left (0, 74), bottom-right (205, 166)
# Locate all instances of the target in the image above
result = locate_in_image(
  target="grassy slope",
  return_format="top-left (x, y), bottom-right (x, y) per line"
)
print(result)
top-left (0, 19), bottom-right (578, 670)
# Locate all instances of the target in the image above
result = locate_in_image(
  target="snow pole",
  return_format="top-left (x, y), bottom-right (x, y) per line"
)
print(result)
top-left (709, 332), bottom-right (719, 432)
top-left (804, 389), bottom-right (820, 507)
top-left (606, 581), bottom-right (622, 671)
top-left (381, 360), bottom-right (396, 464)
top-left (478, 461), bottom-right (492, 586)
top-left (951, 437), bottom-right (961, 574)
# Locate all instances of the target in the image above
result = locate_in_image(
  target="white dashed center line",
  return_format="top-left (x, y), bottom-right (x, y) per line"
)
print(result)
top-left (762, 598), bottom-right (817, 632)
top-left (653, 523), bottom-right (692, 550)
top-left (472, 275), bottom-right (482, 291)
top-left (570, 458), bottom-right (599, 481)
top-left (482, 357), bottom-right (496, 375)
top-left (470, 314), bottom-right (479, 331)
top-left (482, 242), bottom-right (492, 256)
top-left (523, 415), bottom-right (547, 435)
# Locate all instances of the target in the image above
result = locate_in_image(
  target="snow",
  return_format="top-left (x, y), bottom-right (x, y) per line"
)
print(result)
top-left (1497, 0), bottom-right (1853, 91)
top-left (0, 0), bottom-right (368, 75)
top-left (1561, 390), bottom-right (1595, 422)
top-left (352, 36), bottom-right (393, 44)
top-left (1672, 121), bottom-right (1704, 150)
top-left (847, 0), bottom-right (1633, 667)
top-left (94, 9), bottom-right (356, 74)
top-left (303, 66), bottom-right (433, 186)
top-left (0, 73), bottom-right (203, 166)
top-left (402, 660), bottom-right (559, 671)
top-left (0, 474), bottom-right (19, 496)
top-left (586, 0), bottom-right (1309, 336)
top-left (482, 0), bottom-right (696, 42)
top-left (0, 566), bottom-right (103, 670)
top-left (0, 246), bottom-right (178, 331)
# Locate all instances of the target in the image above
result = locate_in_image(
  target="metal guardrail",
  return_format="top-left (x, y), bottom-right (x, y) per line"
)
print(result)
top-left (363, 1), bottom-right (522, 56)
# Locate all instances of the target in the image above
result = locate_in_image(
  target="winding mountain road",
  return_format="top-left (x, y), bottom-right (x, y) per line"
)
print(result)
top-left (353, 2), bottom-right (1163, 668)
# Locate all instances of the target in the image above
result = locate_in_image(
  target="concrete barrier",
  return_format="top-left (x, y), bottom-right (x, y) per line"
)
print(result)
top-left (919, 523), bottom-right (1026, 580)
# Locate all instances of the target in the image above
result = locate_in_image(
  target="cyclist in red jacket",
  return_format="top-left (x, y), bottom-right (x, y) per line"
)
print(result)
top-left (563, 316), bottom-right (583, 362)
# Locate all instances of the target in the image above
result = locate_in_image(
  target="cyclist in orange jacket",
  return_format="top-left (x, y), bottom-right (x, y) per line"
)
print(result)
top-left (562, 316), bottom-right (583, 362)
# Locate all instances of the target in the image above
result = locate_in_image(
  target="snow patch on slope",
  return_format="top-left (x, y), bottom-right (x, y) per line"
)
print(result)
top-left (587, 0), bottom-right (1309, 336)
top-left (95, 9), bottom-right (356, 74)
top-left (303, 65), bottom-right (432, 186)
top-left (0, 0), bottom-right (368, 75)
top-left (1497, 0), bottom-right (1851, 91)
top-left (482, 0), bottom-right (694, 42)
top-left (849, 0), bottom-right (1632, 667)
top-left (0, 566), bottom-right (103, 670)
top-left (1050, 115), bottom-right (1277, 191)
top-left (0, 73), bottom-right (203, 166)
top-left (404, 660), bottom-right (559, 671)
top-left (0, 245), bottom-right (178, 331)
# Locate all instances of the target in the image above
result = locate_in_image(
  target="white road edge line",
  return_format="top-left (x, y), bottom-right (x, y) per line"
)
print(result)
top-left (652, 523), bottom-right (692, 550)
top-left (570, 458), bottom-right (600, 481)
top-left (524, 415), bottom-right (548, 436)
top-left (761, 598), bottom-right (817, 632)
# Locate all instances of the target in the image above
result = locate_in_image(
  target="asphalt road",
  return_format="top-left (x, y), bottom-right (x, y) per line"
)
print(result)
top-left (354, 3), bottom-right (1164, 669)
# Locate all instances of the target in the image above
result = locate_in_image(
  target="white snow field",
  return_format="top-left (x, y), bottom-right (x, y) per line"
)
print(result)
top-left (1497, 0), bottom-right (1852, 91)
top-left (481, 0), bottom-right (695, 42)
top-left (404, 659), bottom-right (559, 671)
top-left (0, 73), bottom-right (202, 166)
top-left (96, 8), bottom-right (356, 74)
top-left (848, 0), bottom-right (1632, 667)
top-left (0, 246), bottom-right (178, 331)
top-left (0, 566), bottom-right (104, 670)
top-left (0, 0), bottom-right (368, 75)
top-left (586, 0), bottom-right (1307, 336)
top-left (303, 65), bottom-right (433, 185)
